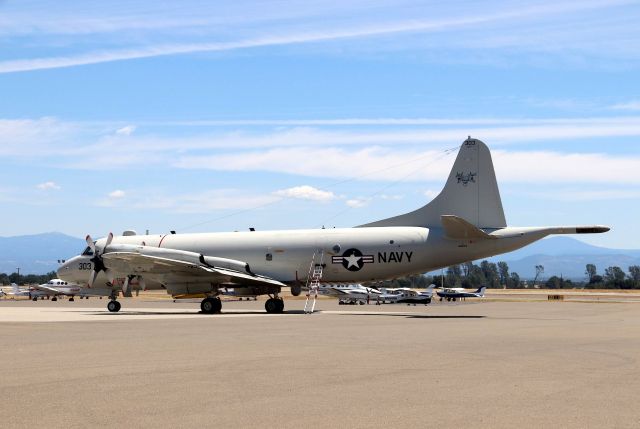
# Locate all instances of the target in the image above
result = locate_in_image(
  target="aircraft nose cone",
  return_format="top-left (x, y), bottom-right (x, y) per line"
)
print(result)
top-left (57, 257), bottom-right (76, 281)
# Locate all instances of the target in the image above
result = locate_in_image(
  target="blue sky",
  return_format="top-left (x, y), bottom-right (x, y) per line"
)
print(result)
top-left (0, 0), bottom-right (639, 249)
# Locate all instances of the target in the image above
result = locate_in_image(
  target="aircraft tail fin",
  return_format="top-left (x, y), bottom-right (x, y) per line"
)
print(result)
top-left (12, 283), bottom-right (19, 294)
top-left (359, 138), bottom-right (506, 229)
top-left (476, 286), bottom-right (486, 297)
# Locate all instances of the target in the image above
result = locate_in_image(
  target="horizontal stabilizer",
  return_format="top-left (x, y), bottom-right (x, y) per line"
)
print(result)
top-left (441, 215), bottom-right (497, 240)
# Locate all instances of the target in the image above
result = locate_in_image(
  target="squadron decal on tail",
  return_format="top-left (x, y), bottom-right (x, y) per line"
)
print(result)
top-left (456, 172), bottom-right (477, 186)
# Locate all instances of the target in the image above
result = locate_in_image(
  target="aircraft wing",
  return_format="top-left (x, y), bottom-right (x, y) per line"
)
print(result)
top-left (32, 284), bottom-right (61, 295)
top-left (102, 251), bottom-right (286, 288)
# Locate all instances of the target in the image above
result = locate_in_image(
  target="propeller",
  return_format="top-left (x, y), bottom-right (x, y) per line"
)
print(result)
top-left (86, 232), bottom-right (114, 288)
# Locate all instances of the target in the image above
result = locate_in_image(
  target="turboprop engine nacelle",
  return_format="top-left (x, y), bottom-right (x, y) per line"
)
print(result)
top-left (199, 255), bottom-right (253, 275)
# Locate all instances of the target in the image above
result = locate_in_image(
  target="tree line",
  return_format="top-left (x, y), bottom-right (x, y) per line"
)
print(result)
top-left (369, 261), bottom-right (640, 290)
top-left (0, 271), bottom-right (57, 286)
top-left (3, 262), bottom-right (640, 290)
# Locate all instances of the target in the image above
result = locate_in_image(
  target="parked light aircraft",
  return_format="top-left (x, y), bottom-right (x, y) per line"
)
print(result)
top-left (378, 285), bottom-right (435, 305)
top-left (31, 278), bottom-right (96, 301)
top-left (1, 283), bottom-right (32, 299)
top-left (319, 284), bottom-right (382, 304)
top-left (437, 286), bottom-right (486, 301)
top-left (57, 138), bottom-right (609, 314)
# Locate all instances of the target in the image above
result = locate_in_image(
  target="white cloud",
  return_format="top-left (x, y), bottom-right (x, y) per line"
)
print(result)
top-left (115, 125), bottom-right (136, 135)
top-left (175, 146), bottom-right (640, 185)
top-left (36, 181), bottom-right (61, 191)
top-left (379, 194), bottom-right (404, 200)
top-left (108, 190), bottom-right (126, 199)
top-left (423, 190), bottom-right (439, 200)
top-left (0, 0), bottom-right (629, 73)
top-left (609, 101), bottom-right (640, 111)
top-left (3, 116), bottom-right (640, 187)
top-left (346, 198), bottom-right (371, 208)
top-left (273, 186), bottom-right (335, 202)
top-left (525, 188), bottom-right (640, 202)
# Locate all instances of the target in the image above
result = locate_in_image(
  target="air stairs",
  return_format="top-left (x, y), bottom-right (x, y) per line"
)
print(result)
top-left (303, 251), bottom-right (324, 314)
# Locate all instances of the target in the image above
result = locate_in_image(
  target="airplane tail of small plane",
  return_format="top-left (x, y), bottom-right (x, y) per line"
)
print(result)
top-left (12, 283), bottom-right (19, 294)
top-left (360, 138), bottom-right (506, 229)
top-left (476, 286), bottom-right (486, 297)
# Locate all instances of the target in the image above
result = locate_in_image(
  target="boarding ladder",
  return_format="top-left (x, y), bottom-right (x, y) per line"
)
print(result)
top-left (303, 251), bottom-right (324, 314)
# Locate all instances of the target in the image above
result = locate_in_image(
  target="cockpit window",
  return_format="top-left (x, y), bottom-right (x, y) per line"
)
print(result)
top-left (82, 246), bottom-right (94, 256)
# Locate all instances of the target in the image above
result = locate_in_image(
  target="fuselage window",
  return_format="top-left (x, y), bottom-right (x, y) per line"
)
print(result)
top-left (266, 253), bottom-right (273, 261)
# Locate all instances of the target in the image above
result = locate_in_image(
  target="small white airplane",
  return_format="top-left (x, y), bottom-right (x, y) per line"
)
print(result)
top-left (1, 283), bottom-right (32, 299)
top-left (436, 286), bottom-right (486, 301)
top-left (378, 285), bottom-right (435, 305)
top-left (319, 284), bottom-right (382, 305)
top-left (57, 138), bottom-right (609, 314)
top-left (31, 278), bottom-right (93, 301)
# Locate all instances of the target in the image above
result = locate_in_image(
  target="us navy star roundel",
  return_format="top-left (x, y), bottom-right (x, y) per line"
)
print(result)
top-left (331, 248), bottom-right (374, 272)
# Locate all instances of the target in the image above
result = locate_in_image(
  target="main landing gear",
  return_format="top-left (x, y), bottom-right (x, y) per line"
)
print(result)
top-left (265, 297), bottom-right (284, 314)
top-left (107, 300), bottom-right (121, 312)
top-left (200, 297), bottom-right (222, 314)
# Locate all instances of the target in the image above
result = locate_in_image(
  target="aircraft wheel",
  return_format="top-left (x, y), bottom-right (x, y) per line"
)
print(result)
top-left (276, 298), bottom-right (284, 313)
top-left (51, 297), bottom-right (57, 301)
top-left (265, 298), bottom-right (281, 314)
top-left (201, 297), bottom-right (221, 314)
top-left (32, 297), bottom-right (38, 301)
top-left (69, 297), bottom-right (74, 302)
top-left (107, 300), bottom-right (121, 312)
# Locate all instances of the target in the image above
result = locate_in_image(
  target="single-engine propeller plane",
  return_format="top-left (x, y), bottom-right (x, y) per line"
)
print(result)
top-left (57, 138), bottom-right (609, 313)
top-left (437, 286), bottom-right (486, 301)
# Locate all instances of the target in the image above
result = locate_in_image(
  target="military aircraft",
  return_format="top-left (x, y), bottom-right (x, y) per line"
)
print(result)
top-left (437, 286), bottom-right (486, 301)
top-left (57, 138), bottom-right (609, 314)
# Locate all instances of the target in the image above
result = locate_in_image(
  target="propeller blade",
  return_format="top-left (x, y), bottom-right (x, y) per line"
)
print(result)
top-left (85, 235), bottom-right (95, 252)
top-left (88, 270), bottom-right (98, 288)
top-left (105, 232), bottom-right (114, 247)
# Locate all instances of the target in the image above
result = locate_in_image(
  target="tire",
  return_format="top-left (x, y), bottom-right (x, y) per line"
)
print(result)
top-left (201, 297), bottom-right (221, 314)
top-left (275, 299), bottom-right (284, 313)
top-left (107, 301), bottom-right (120, 312)
top-left (265, 298), bottom-right (279, 314)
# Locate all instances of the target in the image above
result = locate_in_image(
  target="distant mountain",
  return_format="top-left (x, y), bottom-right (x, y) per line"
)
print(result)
top-left (496, 236), bottom-right (640, 259)
top-left (493, 237), bottom-right (640, 280)
top-left (425, 237), bottom-right (640, 281)
top-left (0, 232), bottom-right (86, 275)
top-left (500, 254), bottom-right (640, 281)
